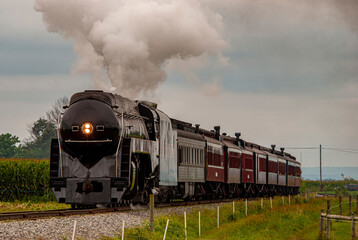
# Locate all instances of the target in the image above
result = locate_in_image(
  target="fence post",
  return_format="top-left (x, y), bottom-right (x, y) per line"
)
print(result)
top-left (327, 200), bottom-right (331, 239)
top-left (282, 196), bottom-right (284, 206)
top-left (270, 197), bottom-right (273, 209)
top-left (356, 195), bottom-right (358, 214)
top-left (184, 212), bottom-right (187, 240)
top-left (121, 220), bottom-right (125, 240)
top-left (245, 199), bottom-right (248, 216)
top-left (289, 195), bottom-right (291, 205)
top-left (163, 219), bottom-right (169, 240)
top-left (233, 201), bottom-right (235, 219)
top-left (305, 193), bottom-right (308, 201)
top-left (339, 196), bottom-right (343, 216)
top-left (261, 198), bottom-right (263, 209)
top-left (217, 206), bottom-right (220, 228)
top-left (350, 196), bottom-right (352, 214)
top-left (72, 220), bottom-right (77, 240)
top-left (352, 213), bottom-right (356, 240)
top-left (150, 194), bottom-right (154, 231)
top-left (319, 210), bottom-right (324, 238)
top-left (199, 212), bottom-right (201, 237)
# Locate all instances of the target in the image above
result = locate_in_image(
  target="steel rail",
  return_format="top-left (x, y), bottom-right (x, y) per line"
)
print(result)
top-left (0, 197), bottom-right (273, 222)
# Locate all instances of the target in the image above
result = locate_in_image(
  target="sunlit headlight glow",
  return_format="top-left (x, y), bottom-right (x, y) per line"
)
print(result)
top-left (81, 122), bottom-right (93, 134)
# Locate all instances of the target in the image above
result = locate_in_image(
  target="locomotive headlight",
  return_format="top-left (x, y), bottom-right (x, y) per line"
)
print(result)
top-left (81, 122), bottom-right (93, 134)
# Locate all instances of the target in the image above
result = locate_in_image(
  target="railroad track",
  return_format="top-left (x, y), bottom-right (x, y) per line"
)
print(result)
top-left (0, 198), bottom-right (241, 222)
top-left (0, 206), bottom-right (131, 221)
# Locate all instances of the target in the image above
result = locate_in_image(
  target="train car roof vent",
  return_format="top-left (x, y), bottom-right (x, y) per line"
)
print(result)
top-left (195, 124), bottom-right (200, 133)
top-left (214, 126), bottom-right (220, 140)
top-left (235, 132), bottom-right (241, 146)
top-left (271, 144), bottom-right (276, 153)
top-left (280, 147), bottom-right (285, 156)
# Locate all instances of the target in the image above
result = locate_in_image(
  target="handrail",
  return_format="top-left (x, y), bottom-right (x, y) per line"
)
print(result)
top-left (115, 112), bottom-right (125, 177)
top-left (57, 113), bottom-right (63, 177)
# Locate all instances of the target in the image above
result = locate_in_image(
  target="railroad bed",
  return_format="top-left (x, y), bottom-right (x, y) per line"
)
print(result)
top-left (0, 200), bottom-right (230, 240)
top-left (0, 199), bottom-right (232, 222)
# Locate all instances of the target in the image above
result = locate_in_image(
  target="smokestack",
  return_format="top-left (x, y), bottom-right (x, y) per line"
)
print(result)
top-left (214, 126), bottom-right (220, 140)
top-left (271, 144), bottom-right (276, 153)
top-left (235, 132), bottom-right (241, 146)
top-left (195, 124), bottom-right (200, 133)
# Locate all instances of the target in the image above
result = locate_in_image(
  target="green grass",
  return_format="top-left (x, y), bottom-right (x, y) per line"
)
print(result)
top-left (106, 197), bottom-right (357, 240)
top-left (0, 201), bottom-right (69, 213)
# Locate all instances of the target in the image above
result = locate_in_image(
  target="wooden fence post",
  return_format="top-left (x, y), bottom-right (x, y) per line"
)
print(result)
top-left (217, 207), bottom-right (220, 229)
top-left (121, 220), bottom-right (125, 240)
top-left (320, 210), bottom-right (324, 238)
top-left (150, 194), bottom-right (154, 231)
top-left (352, 213), bottom-right (356, 240)
top-left (245, 199), bottom-right (248, 217)
top-left (339, 196), bottom-right (343, 216)
top-left (184, 212), bottom-right (187, 240)
top-left (72, 220), bottom-right (77, 240)
top-left (356, 195), bottom-right (358, 214)
top-left (199, 212), bottom-right (201, 237)
top-left (270, 197), bottom-right (273, 209)
top-left (233, 201), bottom-right (235, 219)
top-left (163, 219), bottom-right (169, 240)
top-left (327, 200), bottom-right (331, 239)
top-left (350, 196), bottom-right (352, 214)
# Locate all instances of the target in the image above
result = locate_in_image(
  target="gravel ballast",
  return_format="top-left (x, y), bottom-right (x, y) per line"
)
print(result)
top-left (0, 203), bottom-right (225, 239)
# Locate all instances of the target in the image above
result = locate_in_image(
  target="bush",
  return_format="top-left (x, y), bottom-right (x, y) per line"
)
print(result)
top-left (0, 158), bottom-right (54, 202)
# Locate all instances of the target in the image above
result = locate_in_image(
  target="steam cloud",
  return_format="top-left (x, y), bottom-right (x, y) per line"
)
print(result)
top-left (34, 0), bottom-right (226, 98)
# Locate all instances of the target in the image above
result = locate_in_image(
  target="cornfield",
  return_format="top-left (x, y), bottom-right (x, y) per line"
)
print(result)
top-left (0, 158), bottom-right (54, 201)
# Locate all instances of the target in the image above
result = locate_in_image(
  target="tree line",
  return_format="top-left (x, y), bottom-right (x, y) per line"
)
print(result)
top-left (0, 97), bottom-right (69, 159)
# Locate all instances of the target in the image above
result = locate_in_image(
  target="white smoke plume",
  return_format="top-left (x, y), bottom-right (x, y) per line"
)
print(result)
top-left (34, 0), bottom-right (226, 98)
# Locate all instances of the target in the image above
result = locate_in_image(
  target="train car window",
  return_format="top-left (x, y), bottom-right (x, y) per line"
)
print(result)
top-left (268, 160), bottom-right (277, 173)
top-left (229, 151), bottom-right (240, 169)
top-left (278, 161), bottom-right (286, 174)
top-left (191, 148), bottom-right (194, 165)
top-left (178, 146), bottom-right (183, 164)
top-left (187, 147), bottom-right (189, 165)
top-left (259, 157), bottom-right (266, 172)
top-left (200, 149), bottom-right (203, 165)
top-left (195, 149), bottom-right (198, 165)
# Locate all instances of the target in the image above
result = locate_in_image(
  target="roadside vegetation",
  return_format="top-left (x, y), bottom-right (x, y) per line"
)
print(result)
top-left (301, 180), bottom-right (358, 196)
top-left (109, 197), bottom-right (356, 240)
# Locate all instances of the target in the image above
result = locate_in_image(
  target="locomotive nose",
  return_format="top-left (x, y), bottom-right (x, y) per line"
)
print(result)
top-left (60, 98), bottom-right (120, 168)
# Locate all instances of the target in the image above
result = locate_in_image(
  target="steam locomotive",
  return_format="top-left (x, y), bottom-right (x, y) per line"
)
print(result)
top-left (50, 90), bottom-right (301, 208)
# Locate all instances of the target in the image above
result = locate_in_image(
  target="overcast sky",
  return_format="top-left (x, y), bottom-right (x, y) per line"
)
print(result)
top-left (0, 1), bottom-right (357, 168)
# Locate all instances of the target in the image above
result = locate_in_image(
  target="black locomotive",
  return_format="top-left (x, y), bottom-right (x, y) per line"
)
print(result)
top-left (50, 90), bottom-right (301, 207)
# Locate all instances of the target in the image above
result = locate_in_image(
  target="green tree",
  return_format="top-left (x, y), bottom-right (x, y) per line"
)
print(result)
top-left (19, 118), bottom-right (57, 159)
top-left (0, 133), bottom-right (20, 158)
top-left (18, 96), bottom-right (69, 159)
